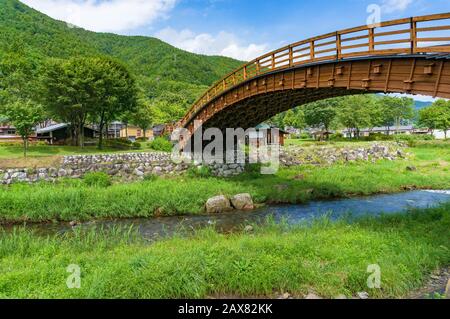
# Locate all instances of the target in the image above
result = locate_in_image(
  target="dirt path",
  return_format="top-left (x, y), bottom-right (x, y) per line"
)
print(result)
top-left (0, 156), bottom-right (62, 169)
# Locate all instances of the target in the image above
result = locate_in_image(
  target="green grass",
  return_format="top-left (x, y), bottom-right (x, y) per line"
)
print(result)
top-left (0, 145), bottom-right (153, 159)
top-left (0, 144), bottom-right (163, 169)
top-left (284, 139), bottom-right (380, 148)
top-left (0, 203), bottom-right (449, 298)
top-left (0, 144), bottom-right (449, 223)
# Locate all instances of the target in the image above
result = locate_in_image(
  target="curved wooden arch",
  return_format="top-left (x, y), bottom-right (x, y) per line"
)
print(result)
top-left (178, 13), bottom-right (450, 131)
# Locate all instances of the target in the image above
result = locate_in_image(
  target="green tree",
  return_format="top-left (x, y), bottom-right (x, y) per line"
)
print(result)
top-left (294, 109), bottom-right (306, 130)
top-left (283, 110), bottom-right (297, 128)
top-left (337, 95), bottom-right (376, 138)
top-left (151, 98), bottom-right (185, 124)
top-left (86, 57), bottom-right (138, 149)
top-left (419, 106), bottom-right (439, 134)
top-left (366, 96), bottom-right (386, 130)
top-left (0, 41), bottom-right (44, 157)
top-left (120, 110), bottom-right (134, 139)
top-left (0, 43), bottom-right (39, 113)
top-left (378, 96), bottom-right (415, 134)
top-left (303, 99), bottom-right (339, 136)
top-left (269, 113), bottom-right (285, 128)
top-left (419, 100), bottom-right (450, 138)
top-left (433, 100), bottom-right (450, 139)
top-left (132, 101), bottom-right (155, 139)
top-left (41, 58), bottom-right (92, 147)
top-left (41, 57), bottom-right (138, 148)
top-left (280, 108), bottom-right (307, 130)
top-left (5, 99), bottom-right (44, 157)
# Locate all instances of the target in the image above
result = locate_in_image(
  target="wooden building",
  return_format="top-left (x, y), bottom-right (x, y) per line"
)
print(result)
top-left (120, 126), bottom-right (153, 141)
top-left (37, 123), bottom-right (96, 145)
top-left (248, 123), bottom-right (288, 146)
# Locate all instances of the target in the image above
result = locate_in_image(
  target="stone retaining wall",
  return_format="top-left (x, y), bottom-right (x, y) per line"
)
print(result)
top-left (208, 162), bottom-right (246, 177)
top-left (0, 143), bottom-right (407, 184)
top-left (0, 153), bottom-right (189, 185)
top-left (0, 152), bottom-right (246, 184)
top-left (280, 143), bottom-right (406, 166)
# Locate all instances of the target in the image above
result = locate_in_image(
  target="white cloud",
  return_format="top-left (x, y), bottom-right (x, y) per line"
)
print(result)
top-left (155, 28), bottom-right (268, 61)
top-left (20, 0), bottom-right (177, 33)
top-left (381, 0), bottom-right (414, 13)
top-left (387, 93), bottom-right (437, 102)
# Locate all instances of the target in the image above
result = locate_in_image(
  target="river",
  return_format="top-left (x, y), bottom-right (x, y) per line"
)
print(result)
top-left (14, 190), bottom-right (450, 241)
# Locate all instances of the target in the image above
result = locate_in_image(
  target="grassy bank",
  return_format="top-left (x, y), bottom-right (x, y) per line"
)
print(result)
top-left (0, 144), bottom-right (156, 168)
top-left (0, 143), bottom-right (449, 223)
top-left (0, 203), bottom-right (449, 298)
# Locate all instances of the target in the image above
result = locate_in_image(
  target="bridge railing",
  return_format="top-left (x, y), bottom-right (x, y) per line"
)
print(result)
top-left (180, 12), bottom-right (450, 128)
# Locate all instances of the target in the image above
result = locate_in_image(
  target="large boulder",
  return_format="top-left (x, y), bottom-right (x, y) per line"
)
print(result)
top-left (206, 195), bottom-right (233, 214)
top-left (134, 168), bottom-right (145, 177)
top-left (231, 193), bottom-right (255, 210)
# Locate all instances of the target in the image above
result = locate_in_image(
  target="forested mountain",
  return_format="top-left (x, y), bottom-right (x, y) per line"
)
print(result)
top-left (0, 0), bottom-right (243, 121)
top-left (414, 101), bottom-right (432, 111)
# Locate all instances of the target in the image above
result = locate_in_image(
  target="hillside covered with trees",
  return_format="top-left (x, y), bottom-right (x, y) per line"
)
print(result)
top-left (0, 0), bottom-right (243, 122)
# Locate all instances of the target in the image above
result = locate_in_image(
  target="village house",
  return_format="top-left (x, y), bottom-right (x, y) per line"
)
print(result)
top-left (153, 124), bottom-right (167, 138)
top-left (120, 126), bottom-right (154, 141)
top-left (342, 125), bottom-right (417, 138)
top-left (106, 121), bottom-right (125, 139)
top-left (311, 130), bottom-right (335, 141)
top-left (247, 123), bottom-right (288, 146)
top-left (341, 125), bottom-right (448, 139)
top-left (0, 118), bottom-right (21, 141)
top-left (284, 126), bottom-right (302, 138)
top-left (36, 123), bottom-right (97, 145)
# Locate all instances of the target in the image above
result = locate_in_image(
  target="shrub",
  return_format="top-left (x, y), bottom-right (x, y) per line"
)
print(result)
top-left (117, 138), bottom-right (133, 145)
top-left (421, 135), bottom-right (435, 141)
top-left (299, 133), bottom-right (311, 140)
top-left (149, 137), bottom-right (173, 152)
top-left (329, 133), bottom-right (345, 141)
top-left (394, 134), bottom-right (415, 146)
top-left (378, 133), bottom-right (395, 141)
top-left (243, 163), bottom-right (266, 178)
top-left (187, 166), bottom-right (213, 178)
top-left (245, 163), bottom-right (262, 174)
top-left (143, 174), bottom-right (159, 182)
top-left (0, 141), bottom-right (21, 147)
top-left (393, 134), bottom-right (435, 147)
top-left (104, 138), bottom-right (134, 150)
top-left (83, 172), bottom-right (112, 187)
top-left (0, 141), bottom-right (48, 147)
top-left (132, 142), bottom-right (142, 150)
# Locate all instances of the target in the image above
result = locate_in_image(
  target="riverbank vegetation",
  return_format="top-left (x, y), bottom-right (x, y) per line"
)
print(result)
top-left (0, 203), bottom-right (448, 298)
top-left (0, 142), bottom-right (448, 223)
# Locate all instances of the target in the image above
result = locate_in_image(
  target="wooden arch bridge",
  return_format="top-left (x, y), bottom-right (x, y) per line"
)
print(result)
top-left (174, 12), bottom-right (450, 134)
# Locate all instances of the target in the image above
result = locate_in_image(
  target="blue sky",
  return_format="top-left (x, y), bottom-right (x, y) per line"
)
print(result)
top-left (21, 0), bottom-right (450, 61)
